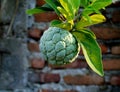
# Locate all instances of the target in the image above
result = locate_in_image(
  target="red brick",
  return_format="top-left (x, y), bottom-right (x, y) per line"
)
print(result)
top-left (111, 46), bottom-right (120, 54)
top-left (41, 89), bottom-right (58, 92)
top-left (34, 12), bottom-right (58, 22)
top-left (40, 89), bottom-right (78, 92)
top-left (91, 27), bottom-right (120, 39)
top-left (64, 59), bottom-right (87, 69)
top-left (112, 10), bottom-right (120, 22)
top-left (63, 75), bottom-right (104, 85)
top-left (99, 43), bottom-right (109, 54)
top-left (27, 42), bottom-right (40, 52)
top-left (103, 59), bottom-right (120, 70)
top-left (40, 73), bottom-right (60, 83)
top-left (110, 76), bottom-right (120, 85)
top-left (31, 58), bottom-right (45, 69)
top-left (36, 0), bottom-right (45, 6)
top-left (49, 59), bottom-right (87, 69)
top-left (64, 90), bottom-right (78, 92)
top-left (28, 28), bottom-right (43, 40)
top-left (28, 72), bottom-right (60, 83)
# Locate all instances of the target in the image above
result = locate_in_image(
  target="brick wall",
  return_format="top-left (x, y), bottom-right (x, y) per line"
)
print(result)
top-left (0, 0), bottom-right (120, 92)
top-left (27, 1), bottom-right (120, 92)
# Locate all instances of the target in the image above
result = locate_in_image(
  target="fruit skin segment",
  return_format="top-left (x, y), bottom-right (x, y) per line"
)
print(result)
top-left (39, 27), bottom-right (80, 65)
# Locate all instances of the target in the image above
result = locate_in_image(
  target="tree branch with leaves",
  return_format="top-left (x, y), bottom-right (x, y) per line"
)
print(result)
top-left (26, 0), bottom-right (112, 76)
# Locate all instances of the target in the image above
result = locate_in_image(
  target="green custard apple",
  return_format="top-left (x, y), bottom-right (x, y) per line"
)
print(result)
top-left (39, 27), bottom-right (80, 65)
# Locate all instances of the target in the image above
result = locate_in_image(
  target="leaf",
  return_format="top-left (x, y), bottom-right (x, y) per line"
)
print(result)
top-left (80, 0), bottom-right (96, 7)
top-left (91, 0), bottom-right (112, 10)
top-left (82, 0), bottom-right (112, 16)
top-left (26, 8), bottom-right (45, 15)
top-left (50, 20), bottom-right (72, 31)
top-left (42, 3), bottom-right (54, 10)
top-left (26, 3), bottom-right (54, 15)
top-left (57, 6), bottom-right (73, 25)
top-left (57, 7), bottom-right (68, 19)
top-left (78, 29), bottom-right (96, 39)
top-left (68, 0), bottom-right (81, 14)
top-left (50, 20), bottom-right (62, 26)
top-left (76, 14), bottom-right (106, 29)
top-left (59, 0), bottom-right (74, 19)
top-left (72, 30), bottom-right (104, 76)
top-left (81, 0), bottom-right (91, 7)
top-left (45, 0), bottom-right (60, 15)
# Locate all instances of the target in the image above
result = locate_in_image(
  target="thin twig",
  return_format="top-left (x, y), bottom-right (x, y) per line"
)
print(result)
top-left (6, 0), bottom-right (19, 37)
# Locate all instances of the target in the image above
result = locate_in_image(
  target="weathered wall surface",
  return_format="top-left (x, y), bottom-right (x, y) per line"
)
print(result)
top-left (0, 0), bottom-right (120, 92)
top-left (0, 0), bottom-right (34, 91)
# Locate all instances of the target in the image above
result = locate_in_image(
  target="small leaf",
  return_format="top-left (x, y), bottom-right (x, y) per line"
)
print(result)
top-left (42, 3), bottom-right (54, 10)
top-left (26, 4), bottom-right (54, 15)
top-left (57, 6), bottom-right (73, 25)
top-left (50, 20), bottom-right (72, 31)
top-left (91, 0), bottom-right (112, 10)
top-left (50, 20), bottom-right (62, 26)
top-left (82, 0), bottom-right (112, 15)
top-left (72, 30), bottom-right (104, 76)
top-left (68, 0), bottom-right (81, 14)
top-left (81, 0), bottom-right (91, 7)
top-left (76, 14), bottom-right (106, 29)
top-left (45, 0), bottom-right (60, 15)
top-left (26, 8), bottom-right (45, 15)
top-left (57, 7), bottom-right (68, 19)
top-left (59, 0), bottom-right (74, 19)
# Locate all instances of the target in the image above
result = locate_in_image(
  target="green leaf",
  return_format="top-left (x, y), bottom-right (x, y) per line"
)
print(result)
top-left (78, 29), bottom-right (96, 39)
top-left (26, 8), bottom-right (45, 15)
top-left (82, 0), bottom-right (112, 15)
top-left (50, 20), bottom-right (62, 26)
top-left (50, 20), bottom-right (72, 31)
top-left (57, 6), bottom-right (73, 25)
top-left (80, 0), bottom-right (96, 7)
top-left (42, 3), bottom-right (54, 10)
top-left (26, 3), bottom-right (54, 15)
top-left (45, 0), bottom-right (60, 15)
top-left (76, 14), bottom-right (106, 29)
top-left (72, 30), bottom-right (104, 76)
top-left (58, 0), bottom-right (81, 24)
top-left (57, 7), bottom-right (68, 18)
top-left (68, 0), bottom-right (81, 14)
top-left (59, 0), bottom-right (74, 19)
top-left (81, 0), bottom-right (91, 7)
top-left (91, 0), bottom-right (112, 10)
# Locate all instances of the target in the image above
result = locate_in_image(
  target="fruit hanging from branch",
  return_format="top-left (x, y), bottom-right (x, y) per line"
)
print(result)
top-left (40, 27), bottom-right (80, 65)
top-left (27, 0), bottom-right (112, 76)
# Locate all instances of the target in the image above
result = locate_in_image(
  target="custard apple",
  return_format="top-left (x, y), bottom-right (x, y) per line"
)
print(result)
top-left (39, 27), bottom-right (80, 65)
